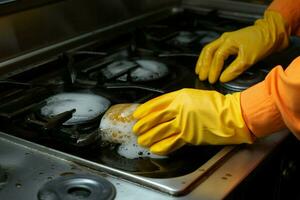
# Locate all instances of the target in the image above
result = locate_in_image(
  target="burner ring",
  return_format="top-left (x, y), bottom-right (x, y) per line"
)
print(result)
top-left (37, 174), bottom-right (116, 200)
top-left (218, 70), bottom-right (265, 92)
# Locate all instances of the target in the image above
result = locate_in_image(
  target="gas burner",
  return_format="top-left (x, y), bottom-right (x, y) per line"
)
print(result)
top-left (167, 31), bottom-right (220, 47)
top-left (38, 174), bottom-right (116, 200)
top-left (168, 31), bottom-right (199, 46)
top-left (97, 59), bottom-right (170, 83)
top-left (25, 109), bottom-right (103, 146)
top-left (21, 93), bottom-right (111, 146)
top-left (129, 59), bottom-right (169, 82)
top-left (218, 70), bottom-right (265, 93)
top-left (196, 30), bottom-right (220, 45)
top-left (41, 93), bottom-right (110, 125)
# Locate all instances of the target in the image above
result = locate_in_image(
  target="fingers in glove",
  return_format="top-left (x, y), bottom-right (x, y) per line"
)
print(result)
top-left (220, 55), bottom-right (250, 82)
top-left (208, 44), bottom-right (238, 84)
top-left (196, 38), bottom-right (223, 81)
top-left (137, 120), bottom-right (179, 147)
top-left (133, 109), bottom-right (176, 135)
top-left (149, 135), bottom-right (186, 155)
top-left (133, 91), bottom-right (177, 119)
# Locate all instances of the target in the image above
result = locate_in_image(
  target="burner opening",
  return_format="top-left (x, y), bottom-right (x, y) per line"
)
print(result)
top-left (38, 175), bottom-right (116, 200)
top-left (68, 187), bottom-right (91, 198)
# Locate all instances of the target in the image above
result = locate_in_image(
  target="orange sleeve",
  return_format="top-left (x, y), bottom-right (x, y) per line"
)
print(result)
top-left (268, 0), bottom-right (300, 36)
top-left (241, 56), bottom-right (300, 139)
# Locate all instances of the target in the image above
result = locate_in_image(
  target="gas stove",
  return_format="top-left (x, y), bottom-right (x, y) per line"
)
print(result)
top-left (0, 1), bottom-right (299, 199)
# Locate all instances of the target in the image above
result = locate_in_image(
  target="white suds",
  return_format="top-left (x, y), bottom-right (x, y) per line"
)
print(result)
top-left (196, 31), bottom-right (220, 45)
top-left (131, 60), bottom-right (169, 82)
top-left (104, 59), bottom-right (169, 82)
top-left (41, 93), bottom-right (110, 125)
top-left (99, 104), bottom-right (166, 159)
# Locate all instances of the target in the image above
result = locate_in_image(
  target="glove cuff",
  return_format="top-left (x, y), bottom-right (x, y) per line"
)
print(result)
top-left (225, 92), bottom-right (256, 144)
top-left (258, 10), bottom-right (290, 52)
top-left (201, 92), bottom-right (256, 145)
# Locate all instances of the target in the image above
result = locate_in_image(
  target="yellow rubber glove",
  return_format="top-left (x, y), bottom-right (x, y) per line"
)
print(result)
top-left (132, 89), bottom-right (255, 155)
top-left (195, 10), bottom-right (290, 84)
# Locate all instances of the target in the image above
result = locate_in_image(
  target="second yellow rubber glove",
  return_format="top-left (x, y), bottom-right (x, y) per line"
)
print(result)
top-left (196, 10), bottom-right (290, 84)
top-left (132, 89), bottom-right (255, 155)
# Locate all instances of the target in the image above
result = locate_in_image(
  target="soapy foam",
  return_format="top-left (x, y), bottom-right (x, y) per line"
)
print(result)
top-left (105, 60), bottom-right (136, 78)
top-left (196, 31), bottom-right (220, 45)
top-left (104, 59), bottom-right (169, 82)
top-left (41, 93), bottom-right (110, 125)
top-left (173, 31), bottom-right (198, 45)
top-left (131, 60), bottom-right (169, 82)
top-left (99, 104), bottom-right (166, 159)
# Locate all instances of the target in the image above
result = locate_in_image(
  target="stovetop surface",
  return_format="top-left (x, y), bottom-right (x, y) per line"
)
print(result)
top-left (0, 44), bottom-right (222, 178)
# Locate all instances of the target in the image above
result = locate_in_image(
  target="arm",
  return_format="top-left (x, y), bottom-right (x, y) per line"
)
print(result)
top-left (268, 0), bottom-right (300, 36)
top-left (241, 56), bottom-right (300, 139)
top-left (132, 57), bottom-right (300, 156)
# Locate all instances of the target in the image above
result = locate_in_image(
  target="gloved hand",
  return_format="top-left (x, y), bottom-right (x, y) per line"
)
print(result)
top-left (196, 10), bottom-right (290, 84)
top-left (132, 88), bottom-right (255, 155)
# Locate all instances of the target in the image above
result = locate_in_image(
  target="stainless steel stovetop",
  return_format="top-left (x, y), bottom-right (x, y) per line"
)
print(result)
top-left (0, 14), bottom-right (244, 193)
top-left (0, 1), bottom-right (298, 199)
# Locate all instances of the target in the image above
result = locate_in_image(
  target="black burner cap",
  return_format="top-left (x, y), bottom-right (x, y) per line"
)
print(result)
top-left (37, 174), bottom-right (116, 200)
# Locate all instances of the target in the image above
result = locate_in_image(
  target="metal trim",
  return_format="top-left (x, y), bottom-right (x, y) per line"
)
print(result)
top-left (182, 0), bottom-right (266, 20)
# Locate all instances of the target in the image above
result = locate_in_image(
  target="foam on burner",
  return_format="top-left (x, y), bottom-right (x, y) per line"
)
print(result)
top-left (99, 104), bottom-right (166, 159)
top-left (41, 93), bottom-right (110, 125)
top-left (172, 31), bottom-right (198, 45)
top-left (196, 31), bottom-right (220, 45)
top-left (104, 60), bottom-right (137, 81)
top-left (105, 59), bottom-right (169, 82)
top-left (130, 60), bottom-right (169, 82)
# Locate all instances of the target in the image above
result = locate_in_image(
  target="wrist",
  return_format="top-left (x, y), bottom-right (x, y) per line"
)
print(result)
top-left (240, 81), bottom-right (286, 138)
